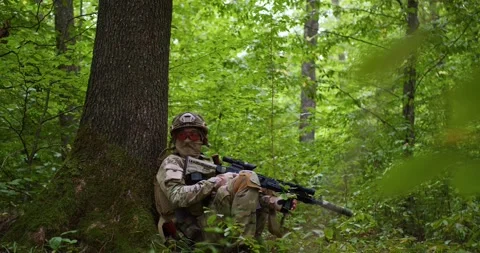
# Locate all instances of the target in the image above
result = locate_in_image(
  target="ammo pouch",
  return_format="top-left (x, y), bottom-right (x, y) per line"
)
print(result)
top-left (175, 207), bottom-right (205, 242)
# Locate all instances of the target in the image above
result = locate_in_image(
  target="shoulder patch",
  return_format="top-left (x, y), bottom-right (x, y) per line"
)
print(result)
top-left (161, 154), bottom-right (185, 182)
top-left (161, 154), bottom-right (185, 168)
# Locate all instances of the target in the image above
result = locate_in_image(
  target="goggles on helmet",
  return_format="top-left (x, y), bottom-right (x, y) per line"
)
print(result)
top-left (175, 130), bottom-right (202, 142)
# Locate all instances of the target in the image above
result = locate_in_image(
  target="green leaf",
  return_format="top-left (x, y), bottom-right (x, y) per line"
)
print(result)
top-left (8, 179), bottom-right (22, 186)
top-left (206, 214), bottom-right (217, 225)
top-left (62, 239), bottom-right (78, 244)
top-left (60, 230), bottom-right (78, 236)
top-left (324, 227), bottom-right (334, 241)
top-left (204, 227), bottom-right (223, 234)
top-left (48, 237), bottom-right (62, 250)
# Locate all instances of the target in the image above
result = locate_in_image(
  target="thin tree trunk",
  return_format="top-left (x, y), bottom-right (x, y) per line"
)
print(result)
top-left (300, 0), bottom-right (318, 142)
top-left (4, 0), bottom-right (172, 251)
top-left (331, 0), bottom-right (350, 204)
top-left (332, 0), bottom-right (345, 62)
top-left (55, 0), bottom-right (78, 160)
top-left (401, 0), bottom-right (424, 241)
top-left (402, 0), bottom-right (419, 156)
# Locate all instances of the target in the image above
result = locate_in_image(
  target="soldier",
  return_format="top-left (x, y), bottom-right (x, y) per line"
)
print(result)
top-left (154, 112), bottom-right (295, 249)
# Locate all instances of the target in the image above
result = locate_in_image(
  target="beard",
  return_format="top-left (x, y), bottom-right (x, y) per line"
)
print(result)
top-left (175, 141), bottom-right (202, 158)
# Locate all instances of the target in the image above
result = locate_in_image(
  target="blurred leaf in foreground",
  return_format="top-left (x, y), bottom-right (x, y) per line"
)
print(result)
top-left (379, 151), bottom-right (480, 196)
top-left (354, 30), bottom-right (427, 81)
top-left (447, 67), bottom-right (480, 128)
top-left (452, 160), bottom-right (480, 195)
top-left (378, 152), bottom-right (458, 196)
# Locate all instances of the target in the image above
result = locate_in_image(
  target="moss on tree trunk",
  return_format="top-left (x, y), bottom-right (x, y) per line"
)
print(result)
top-left (4, 128), bottom-right (159, 251)
top-left (3, 0), bottom-right (171, 250)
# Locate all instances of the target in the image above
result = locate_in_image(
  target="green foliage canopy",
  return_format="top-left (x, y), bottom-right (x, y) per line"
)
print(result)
top-left (1, 0), bottom-right (479, 251)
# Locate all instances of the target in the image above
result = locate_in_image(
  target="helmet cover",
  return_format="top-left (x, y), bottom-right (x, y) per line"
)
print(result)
top-left (170, 112), bottom-right (208, 145)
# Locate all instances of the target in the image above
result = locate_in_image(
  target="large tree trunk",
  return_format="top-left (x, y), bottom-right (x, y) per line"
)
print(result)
top-left (299, 0), bottom-right (318, 142)
top-left (4, 0), bottom-right (172, 251)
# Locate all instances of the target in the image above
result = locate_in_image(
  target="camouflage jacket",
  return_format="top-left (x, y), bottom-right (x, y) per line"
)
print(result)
top-left (156, 154), bottom-right (217, 210)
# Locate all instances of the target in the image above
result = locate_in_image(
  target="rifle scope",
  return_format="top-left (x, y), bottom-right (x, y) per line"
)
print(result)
top-left (223, 156), bottom-right (257, 170)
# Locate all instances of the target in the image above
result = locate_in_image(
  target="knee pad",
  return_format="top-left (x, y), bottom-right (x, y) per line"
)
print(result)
top-left (232, 171), bottom-right (261, 194)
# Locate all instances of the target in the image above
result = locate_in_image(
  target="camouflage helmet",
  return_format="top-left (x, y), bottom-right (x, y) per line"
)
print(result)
top-left (170, 112), bottom-right (208, 145)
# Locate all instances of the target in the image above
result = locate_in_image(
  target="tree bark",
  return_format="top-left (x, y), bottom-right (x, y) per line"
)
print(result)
top-left (300, 0), bottom-right (318, 142)
top-left (55, 0), bottom-right (78, 160)
top-left (401, 0), bottom-right (424, 241)
top-left (332, 0), bottom-right (345, 61)
top-left (3, 0), bottom-right (172, 251)
top-left (402, 0), bottom-right (419, 156)
top-left (54, 0), bottom-right (74, 54)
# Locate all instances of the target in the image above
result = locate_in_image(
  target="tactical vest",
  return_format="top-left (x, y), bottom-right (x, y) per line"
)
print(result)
top-left (154, 153), bottom-right (216, 240)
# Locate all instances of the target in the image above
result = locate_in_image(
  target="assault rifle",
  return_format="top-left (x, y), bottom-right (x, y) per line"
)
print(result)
top-left (185, 156), bottom-right (353, 217)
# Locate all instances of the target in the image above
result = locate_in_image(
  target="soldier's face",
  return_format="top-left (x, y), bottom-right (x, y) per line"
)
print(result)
top-left (175, 128), bottom-right (203, 158)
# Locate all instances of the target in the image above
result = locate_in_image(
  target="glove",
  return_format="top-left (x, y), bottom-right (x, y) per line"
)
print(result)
top-left (209, 173), bottom-right (237, 189)
top-left (269, 196), bottom-right (297, 213)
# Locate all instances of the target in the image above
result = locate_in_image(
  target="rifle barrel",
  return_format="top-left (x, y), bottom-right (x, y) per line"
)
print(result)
top-left (311, 199), bottom-right (353, 217)
top-left (221, 155), bottom-right (354, 217)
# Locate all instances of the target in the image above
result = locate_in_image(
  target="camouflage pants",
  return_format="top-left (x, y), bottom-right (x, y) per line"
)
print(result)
top-left (159, 171), bottom-right (263, 247)
top-left (205, 170), bottom-right (262, 241)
